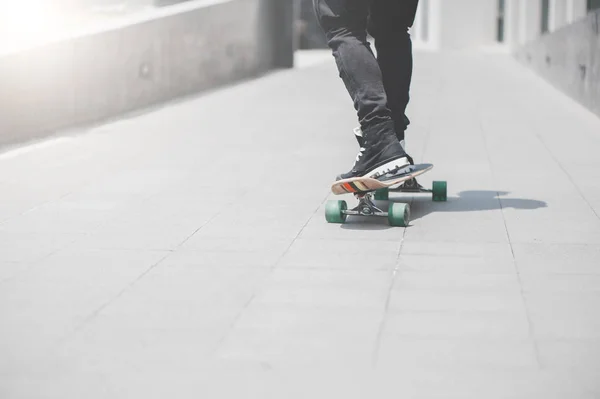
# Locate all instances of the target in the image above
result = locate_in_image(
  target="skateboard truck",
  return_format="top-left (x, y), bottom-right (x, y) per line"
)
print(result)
top-left (374, 178), bottom-right (446, 201)
top-left (346, 193), bottom-right (386, 217)
top-left (397, 178), bottom-right (427, 192)
top-left (326, 192), bottom-right (411, 227)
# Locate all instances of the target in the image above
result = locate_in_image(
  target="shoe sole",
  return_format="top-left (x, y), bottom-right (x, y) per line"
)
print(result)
top-left (365, 157), bottom-right (411, 179)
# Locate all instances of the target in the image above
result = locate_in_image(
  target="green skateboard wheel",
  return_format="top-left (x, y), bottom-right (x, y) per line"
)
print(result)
top-left (432, 181), bottom-right (447, 202)
top-left (374, 188), bottom-right (389, 201)
top-left (325, 200), bottom-right (348, 224)
top-left (388, 203), bottom-right (410, 227)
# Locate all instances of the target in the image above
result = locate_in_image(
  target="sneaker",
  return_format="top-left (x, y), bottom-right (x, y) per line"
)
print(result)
top-left (337, 121), bottom-right (412, 181)
top-left (353, 126), bottom-right (412, 163)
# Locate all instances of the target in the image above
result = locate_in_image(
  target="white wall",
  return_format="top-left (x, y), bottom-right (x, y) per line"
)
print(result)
top-left (436, 0), bottom-right (497, 49)
top-left (413, 0), bottom-right (497, 50)
top-left (504, 0), bottom-right (520, 47)
top-left (572, 0), bottom-right (588, 20)
top-left (550, 0), bottom-right (587, 31)
top-left (428, 0), bottom-right (443, 49)
top-left (412, 0), bottom-right (440, 50)
top-left (504, 0), bottom-right (590, 49)
top-left (413, 0), bottom-right (591, 51)
top-left (550, 0), bottom-right (568, 30)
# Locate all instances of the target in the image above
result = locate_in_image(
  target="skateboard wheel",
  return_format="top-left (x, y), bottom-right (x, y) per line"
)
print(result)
top-left (325, 200), bottom-right (347, 224)
top-left (388, 203), bottom-right (410, 227)
top-left (432, 181), bottom-right (447, 202)
top-left (374, 188), bottom-right (389, 201)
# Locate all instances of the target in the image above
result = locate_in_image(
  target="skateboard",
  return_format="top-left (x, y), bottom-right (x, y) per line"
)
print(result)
top-left (325, 163), bottom-right (447, 227)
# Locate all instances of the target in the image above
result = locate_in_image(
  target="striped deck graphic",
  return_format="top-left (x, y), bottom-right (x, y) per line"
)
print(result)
top-left (341, 181), bottom-right (370, 193)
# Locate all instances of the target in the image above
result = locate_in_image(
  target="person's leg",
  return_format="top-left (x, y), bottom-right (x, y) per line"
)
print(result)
top-left (368, 0), bottom-right (419, 145)
top-left (313, 0), bottom-right (390, 129)
top-left (313, 0), bottom-right (411, 180)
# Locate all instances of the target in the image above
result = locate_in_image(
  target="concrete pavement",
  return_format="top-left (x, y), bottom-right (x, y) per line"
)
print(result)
top-left (1, 49), bottom-right (600, 398)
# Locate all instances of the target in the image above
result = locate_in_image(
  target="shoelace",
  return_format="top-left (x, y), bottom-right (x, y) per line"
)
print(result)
top-left (355, 147), bottom-right (366, 164)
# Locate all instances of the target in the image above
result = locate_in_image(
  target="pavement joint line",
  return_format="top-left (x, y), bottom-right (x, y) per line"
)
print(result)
top-left (205, 191), bottom-right (332, 358)
top-left (498, 189), bottom-right (544, 369)
top-left (369, 101), bottom-right (433, 366)
top-left (0, 237), bottom-right (83, 285)
top-left (480, 117), bottom-right (544, 369)
top-left (208, 290), bottom-right (260, 360)
top-left (270, 190), bottom-right (333, 271)
top-left (532, 130), bottom-right (600, 222)
top-left (57, 251), bottom-right (173, 345)
top-left (372, 225), bottom-right (409, 367)
top-left (174, 207), bottom-right (229, 249)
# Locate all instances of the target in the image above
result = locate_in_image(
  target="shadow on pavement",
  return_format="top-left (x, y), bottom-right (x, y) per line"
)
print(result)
top-left (337, 190), bottom-right (547, 229)
top-left (408, 190), bottom-right (548, 222)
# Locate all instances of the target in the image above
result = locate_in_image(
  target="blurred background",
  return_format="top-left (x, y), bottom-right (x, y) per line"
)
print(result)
top-left (2, 0), bottom-right (600, 52)
top-left (1, 2), bottom-right (600, 396)
top-left (0, 0), bottom-right (188, 51)
top-left (1, 0), bottom-right (598, 147)
top-left (296, 0), bottom-right (600, 50)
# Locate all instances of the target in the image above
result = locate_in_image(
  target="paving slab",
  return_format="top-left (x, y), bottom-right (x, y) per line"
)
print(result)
top-left (2, 49), bottom-right (600, 397)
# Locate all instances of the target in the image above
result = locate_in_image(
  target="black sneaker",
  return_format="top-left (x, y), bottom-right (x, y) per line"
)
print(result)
top-left (352, 126), bottom-right (413, 165)
top-left (337, 121), bottom-right (412, 181)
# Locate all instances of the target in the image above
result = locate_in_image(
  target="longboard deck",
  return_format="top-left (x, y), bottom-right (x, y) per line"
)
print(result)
top-left (331, 163), bottom-right (433, 195)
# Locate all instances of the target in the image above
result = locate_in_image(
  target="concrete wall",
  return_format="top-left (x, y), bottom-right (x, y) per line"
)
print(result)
top-left (0, 0), bottom-right (294, 147)
top-left (514, 9), bottom-right (600, 117)
top-left (505, 0), bottom-right (589, 48)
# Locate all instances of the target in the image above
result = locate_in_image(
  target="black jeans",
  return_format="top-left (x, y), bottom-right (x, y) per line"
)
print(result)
top-left (313, 0), bottom-right (419, 142)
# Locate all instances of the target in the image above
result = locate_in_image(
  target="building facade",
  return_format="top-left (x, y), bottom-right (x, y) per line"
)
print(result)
top-left (411, 0), bottom-right (600, 51)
